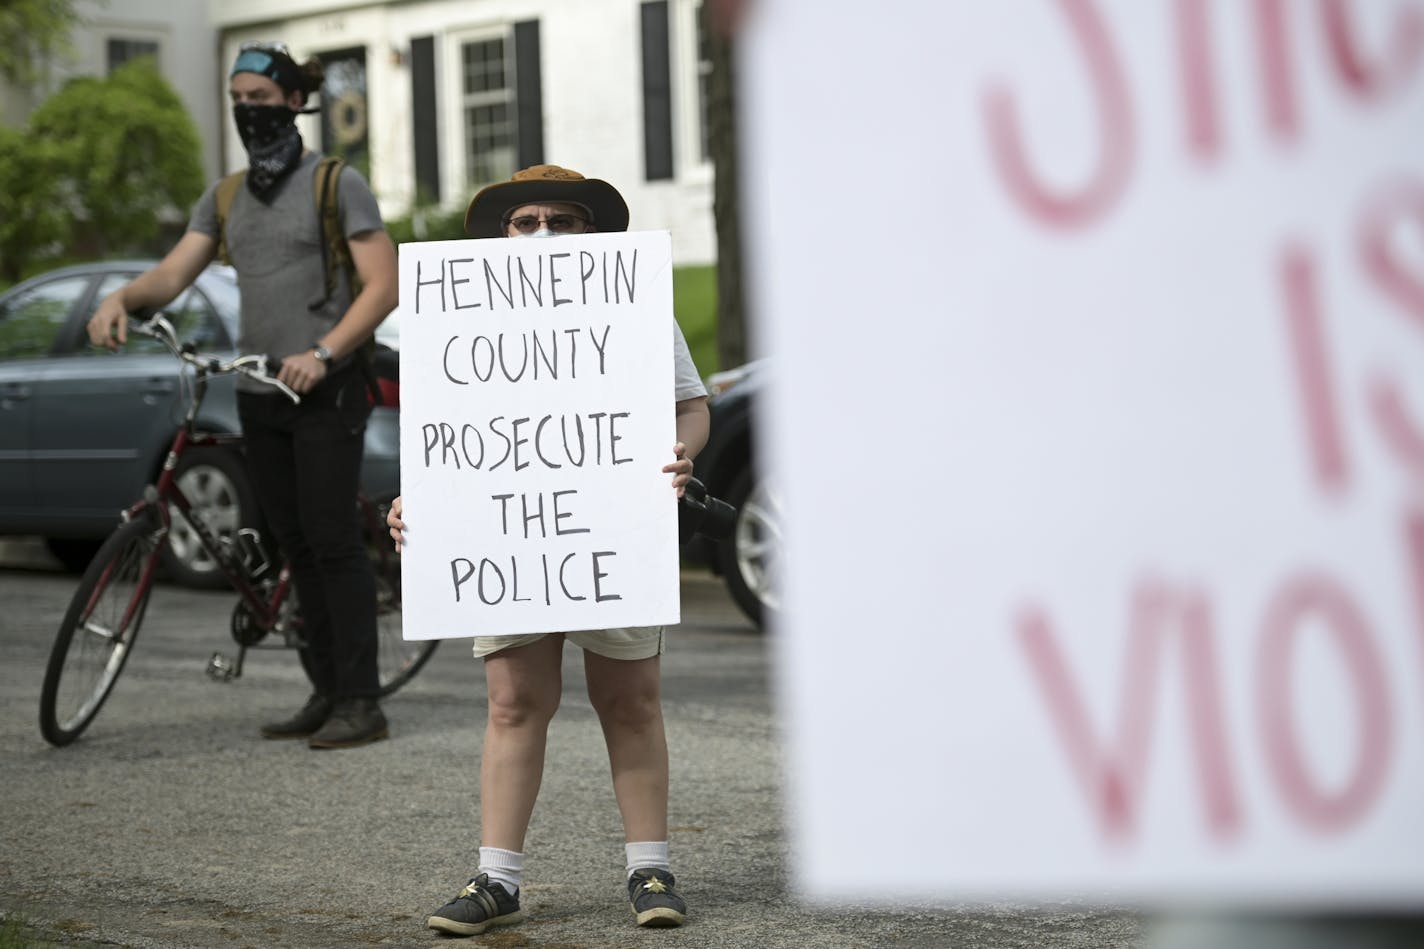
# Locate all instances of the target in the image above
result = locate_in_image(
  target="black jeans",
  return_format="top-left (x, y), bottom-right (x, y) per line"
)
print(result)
top-left (238, 367), bottom-right (378, 699)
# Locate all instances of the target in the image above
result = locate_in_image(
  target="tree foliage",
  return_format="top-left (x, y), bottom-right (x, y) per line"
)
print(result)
top-left (28, 55), bottom-right (205, 257)
top-left (0, 0), bottom-right (81, 92)
top-left (0, 126), bottom-right (69, 282)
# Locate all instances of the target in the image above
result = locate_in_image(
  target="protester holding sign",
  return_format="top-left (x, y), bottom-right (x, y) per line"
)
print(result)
top-left (386, 164), bottom-right (709, 935)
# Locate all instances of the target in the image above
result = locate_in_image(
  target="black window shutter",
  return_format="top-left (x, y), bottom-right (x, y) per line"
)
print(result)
top-left (514, 20), bottom-right (544, 169)
top-left (410, 35), bottom-right (441, 204)
top-left (640, 1), bottom-right (673, 181)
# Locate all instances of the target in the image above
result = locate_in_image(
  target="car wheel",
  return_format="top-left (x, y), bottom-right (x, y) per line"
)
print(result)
top-left (160, 447), bottom-right (260, 589)
top-left (44, 537), bottom-right (104, 574)
top-left (716, 467), bottom-right (781, 630)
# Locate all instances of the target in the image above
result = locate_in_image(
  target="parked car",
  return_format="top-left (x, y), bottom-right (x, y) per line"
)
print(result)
top-left (685, 359), bottom-right (780, 629)
top-left (0, 260), bottom-right (400, 587)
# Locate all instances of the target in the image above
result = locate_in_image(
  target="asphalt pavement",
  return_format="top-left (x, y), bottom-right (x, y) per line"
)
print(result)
top-left (0, 538), bottom-right (1147, 948)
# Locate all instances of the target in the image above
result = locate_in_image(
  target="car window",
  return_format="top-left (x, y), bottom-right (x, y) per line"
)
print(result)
top-left (170, 287), bottom-right (228, 349)
top-left (196, 272), bottom-right (241, 346)
top-left (84, 276), bottom-right (229, 355)
top-left (375, 309), bottom-right (400, 349)
top-left (0, 276), bottom-right (91, 360)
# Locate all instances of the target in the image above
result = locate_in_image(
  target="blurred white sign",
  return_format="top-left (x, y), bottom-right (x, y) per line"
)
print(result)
top-left (744, 0), bottom-right (1424, 905)
top-left (396, 232), bottom-right (679, 640)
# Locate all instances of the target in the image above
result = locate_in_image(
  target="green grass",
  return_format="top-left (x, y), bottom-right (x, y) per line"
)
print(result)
top-left (0, 916), bottom-right (60, 949)
top-left (672, 264), bottom-right (718, 379)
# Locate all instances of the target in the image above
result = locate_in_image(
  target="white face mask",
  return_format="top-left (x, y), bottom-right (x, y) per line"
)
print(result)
top-left (513, 227), bottom-right (557, 239)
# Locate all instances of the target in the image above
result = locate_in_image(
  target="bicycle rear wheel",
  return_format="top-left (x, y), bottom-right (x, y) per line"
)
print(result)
top-left (370, 538), bottom-right (437, 696)
top-left (39, 514), bottom-right (163, 746)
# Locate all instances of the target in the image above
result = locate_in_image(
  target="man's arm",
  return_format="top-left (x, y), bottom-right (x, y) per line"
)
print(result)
top-left (277, 228), bottom-right (398, 393)
top-left (316, 228), bottom-right (398, 359)
top-left (87, 231), bottom-right (218, 349)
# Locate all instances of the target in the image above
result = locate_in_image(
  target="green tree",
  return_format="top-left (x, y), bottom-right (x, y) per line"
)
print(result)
top-left (0, 0), bottom-right (82, 93)
top-left (29, 55), bottom-right (204, 256)
top-left (0, 126), bottom-right (68, 282)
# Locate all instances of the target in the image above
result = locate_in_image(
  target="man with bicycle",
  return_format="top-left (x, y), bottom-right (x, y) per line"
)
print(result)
top-left (88, 41), bottom-right (398, 749)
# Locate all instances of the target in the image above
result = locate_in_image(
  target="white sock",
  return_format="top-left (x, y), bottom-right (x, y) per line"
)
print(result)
top-left (625, 840), bottom-right (671, 879)
top-left (477, 846), bottom-right (524, 895)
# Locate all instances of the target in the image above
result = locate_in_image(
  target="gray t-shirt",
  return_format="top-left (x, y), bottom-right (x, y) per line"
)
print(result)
top-left (188, 152), bottom-right (386, 392)
top-left (672, 323), bottom-right (706, 401)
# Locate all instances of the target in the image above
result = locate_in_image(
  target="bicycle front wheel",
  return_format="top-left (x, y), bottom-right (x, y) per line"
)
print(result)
top-left (40, 515), bottom-right (163, 746)
top-left (370, 539), bottom-right (438, 696)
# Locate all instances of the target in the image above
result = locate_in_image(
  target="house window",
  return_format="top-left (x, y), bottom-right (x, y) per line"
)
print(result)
top-left (653, 0), bottom-right (712, 178)
top-left (461, 36), bottom-right (516, 189)
top-left (107, 38), bottom-right (159, 72)
top-left (696, 3), bottom-right (711, 161)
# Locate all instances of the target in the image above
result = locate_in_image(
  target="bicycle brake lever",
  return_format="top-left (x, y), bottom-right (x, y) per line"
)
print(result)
top-left (261, 368), bottom-right (301, 405)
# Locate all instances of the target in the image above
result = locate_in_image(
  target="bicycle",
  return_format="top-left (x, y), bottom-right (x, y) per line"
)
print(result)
top-left (38, 313), bottom-right (435, 747)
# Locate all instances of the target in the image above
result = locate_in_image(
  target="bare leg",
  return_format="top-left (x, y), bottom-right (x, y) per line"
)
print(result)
top-left (584, 651), bottom-right (669, 843)
top-left (480, 635), bottom-right (565, 850)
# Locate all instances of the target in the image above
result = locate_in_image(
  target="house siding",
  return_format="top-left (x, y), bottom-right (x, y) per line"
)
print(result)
top-left (212, 0), bottom-right (715, 264)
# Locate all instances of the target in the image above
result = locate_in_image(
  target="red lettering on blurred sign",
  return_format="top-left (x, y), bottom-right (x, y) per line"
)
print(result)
top-left (984, 0), bottom-right (1424, 228)
top-left (1017, 546), bottom-right (1416, 843)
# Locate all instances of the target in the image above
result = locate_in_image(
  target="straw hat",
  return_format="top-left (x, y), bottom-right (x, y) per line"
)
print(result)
top-left (464, 164), bottom-right (631, 236)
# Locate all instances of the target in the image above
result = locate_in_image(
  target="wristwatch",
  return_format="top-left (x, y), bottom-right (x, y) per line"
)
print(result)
top-left (312, 344), bottom-right (333, 363)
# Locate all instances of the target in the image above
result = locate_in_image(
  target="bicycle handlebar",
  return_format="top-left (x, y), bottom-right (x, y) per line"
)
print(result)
top-left (129, 311), bottom-right (301, 404)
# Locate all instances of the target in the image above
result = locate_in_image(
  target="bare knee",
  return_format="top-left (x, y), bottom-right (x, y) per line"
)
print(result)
top-left (485, 643), bottom-right (563, 729)
top-left (588, 677), bottom-right (661, 732)
top-left (487, 681), bottom-right (560, 730)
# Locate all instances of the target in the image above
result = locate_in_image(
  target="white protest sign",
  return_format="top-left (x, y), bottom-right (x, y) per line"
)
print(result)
top-left (743, 0), bottom-right (1424, 905)
top-left (395, 231), bottom-right (679, 640)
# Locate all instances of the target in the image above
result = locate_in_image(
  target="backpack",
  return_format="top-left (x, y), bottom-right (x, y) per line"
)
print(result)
top-left (212, 156), bottom-right (382, 403)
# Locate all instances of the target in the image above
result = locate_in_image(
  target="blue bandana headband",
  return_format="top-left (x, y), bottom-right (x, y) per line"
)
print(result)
top-left (230, 47), bottom-right (304, 96)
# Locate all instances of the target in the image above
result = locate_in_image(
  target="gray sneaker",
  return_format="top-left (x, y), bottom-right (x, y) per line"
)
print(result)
top-left (628, 868), bottom-right (686, 927)
top-left (259, 694), bottom-right (331, 739)
top-left (307, 698), bottom-right (388, 749)
top-left (427, 874), bottom-right (522, 936)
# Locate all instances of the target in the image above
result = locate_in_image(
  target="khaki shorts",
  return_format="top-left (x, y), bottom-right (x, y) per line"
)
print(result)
top-left (472, 626), bottom-right (666, 661)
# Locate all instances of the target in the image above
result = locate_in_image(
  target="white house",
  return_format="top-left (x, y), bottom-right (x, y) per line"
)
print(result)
top-left (213, 0), bottom-right (716, 263)
top-left (3, 0), bottom-right (716, 265)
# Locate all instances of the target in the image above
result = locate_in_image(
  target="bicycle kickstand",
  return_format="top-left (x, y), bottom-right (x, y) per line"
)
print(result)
top-left (206, 646), bottom-right (248, 682)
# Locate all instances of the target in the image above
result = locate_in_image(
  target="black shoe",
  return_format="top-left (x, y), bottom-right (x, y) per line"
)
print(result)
top-left (628, 868), bottom-right (686, 927)
top-left (427, 874), bottom-right (522, 936)
top-left (259, 694), bottom-right (332, 740)
top-left (307, 698), bottom-right (388, 749)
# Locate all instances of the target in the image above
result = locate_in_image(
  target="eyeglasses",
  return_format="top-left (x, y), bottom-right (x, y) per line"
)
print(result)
top-left (505, 213), bottom-right (590, 235)
top-left (240, 40), bottom-right (292, 57)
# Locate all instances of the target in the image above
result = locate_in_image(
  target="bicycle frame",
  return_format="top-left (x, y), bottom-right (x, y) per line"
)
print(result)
top-left (113, 323), bottom-right (303, 679)
top-left (141, 427), bottom-right (293, 633)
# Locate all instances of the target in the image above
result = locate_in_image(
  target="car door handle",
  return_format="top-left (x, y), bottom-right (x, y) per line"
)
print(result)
top-left (0, 381), bottom-right (30, 402)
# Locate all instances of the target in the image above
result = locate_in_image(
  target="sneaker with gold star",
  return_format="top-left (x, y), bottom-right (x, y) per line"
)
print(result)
top-left (427, 874), bottom-right (522, 936)
top-left (628, 867), bottom-right (686, 927)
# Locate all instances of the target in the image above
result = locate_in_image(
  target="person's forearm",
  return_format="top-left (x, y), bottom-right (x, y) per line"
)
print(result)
top-left (675, 397), bottom-right (710, 459)
top-left (107, 268), bottom-right (186, 313)
top-left (321, 231), bottom-right (398, 359)
top-left (319, 281), bottom-right (396, 359)
top-left (89, 232), bottom-right (216, 349)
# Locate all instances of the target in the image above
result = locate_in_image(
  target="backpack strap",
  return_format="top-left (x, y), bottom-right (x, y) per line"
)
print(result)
top-left (213, 170), bottom-right (246, 266)
top-left (311, 155), bottom-right (381, 405)
top-left (312, 155), bottom-right (362, 308)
